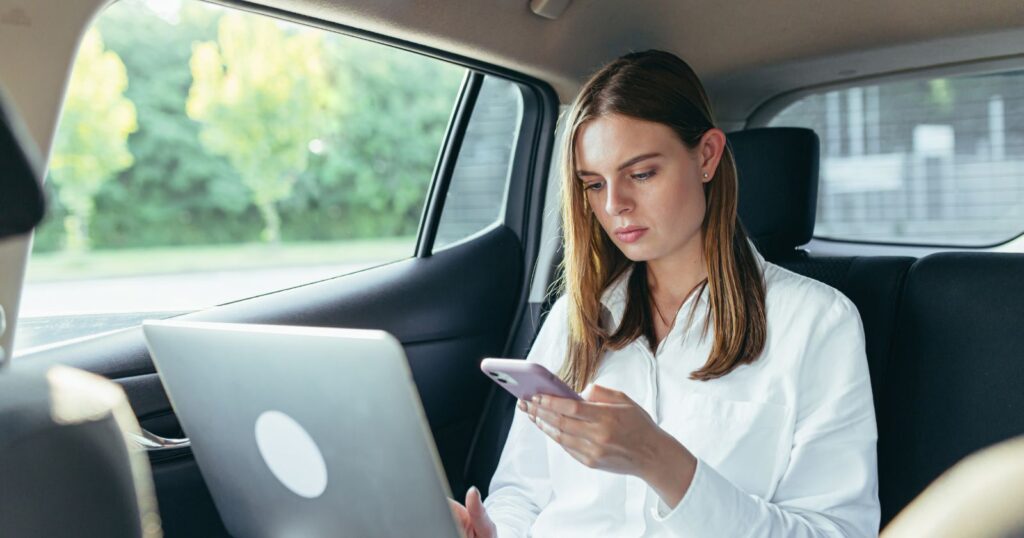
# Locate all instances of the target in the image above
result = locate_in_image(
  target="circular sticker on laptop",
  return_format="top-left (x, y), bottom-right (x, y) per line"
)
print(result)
top-left (254, 410), bottom-right (328, 498)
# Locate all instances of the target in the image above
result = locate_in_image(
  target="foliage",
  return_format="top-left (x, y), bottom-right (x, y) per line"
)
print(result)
top-left (291, 39), bottom-right (463, 238)
top-left (187, 13), bottom-right (333, 242)
top-left (46, 28), bottom-right (137, 252)
top-left (35, 0), bottom-right (464, 253)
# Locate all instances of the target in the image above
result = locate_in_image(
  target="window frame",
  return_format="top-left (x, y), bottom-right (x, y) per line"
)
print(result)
top-left (427, 75), bottom-right (537, 254)
top-left (417, 71), bottom-right (483, 256)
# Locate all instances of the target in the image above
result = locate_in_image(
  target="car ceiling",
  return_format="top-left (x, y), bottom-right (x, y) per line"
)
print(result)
top-left (254, 0), bottom-right (1024, 123)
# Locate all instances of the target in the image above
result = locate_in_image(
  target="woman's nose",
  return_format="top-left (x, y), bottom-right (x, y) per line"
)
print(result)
top-left (604, 181), bottom-right (633, 216)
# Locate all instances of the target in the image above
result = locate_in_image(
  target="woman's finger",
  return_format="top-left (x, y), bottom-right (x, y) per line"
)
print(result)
top-left (536, 415), bottom-right (599, 453)
top-left (448, 499), bottom-right (471, 533)
top-left (466, 486), bottom-right (484, 518)
top-left (533, 394), bottom-right (595, 421)
top-left (533, 414), bottom-right (558, 441)
top-left (465, 486), bottom-right (496, 537)
top-left (534, 406), bottom-right (594, 438)
top-left (585, 384), bottom-right (633, 404)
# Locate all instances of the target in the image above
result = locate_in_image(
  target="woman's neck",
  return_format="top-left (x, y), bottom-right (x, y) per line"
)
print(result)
top-left (646, 241), bottom-right (708, 304)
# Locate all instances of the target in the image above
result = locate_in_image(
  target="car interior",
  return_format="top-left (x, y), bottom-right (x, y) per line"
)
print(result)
top-left (1, 0), bottom-right (1022, 536)
top-left (0, 91), bottom-right (158, 537)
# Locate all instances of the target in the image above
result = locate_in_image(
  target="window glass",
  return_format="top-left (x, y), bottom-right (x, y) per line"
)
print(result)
top-left (768, 70), bottom-right (1024, 246)
top-left (434, 76), bottom-right (523, 249)
top-left (17, 0), bottom-right (464, 354)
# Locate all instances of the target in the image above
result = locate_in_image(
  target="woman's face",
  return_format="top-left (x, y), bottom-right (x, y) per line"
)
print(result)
top-left (574, 114), bottom-right (723, 266)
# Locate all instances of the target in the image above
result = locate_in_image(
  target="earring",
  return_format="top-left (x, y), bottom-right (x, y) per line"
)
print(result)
top-left (702, 172), bottom-right (709, 178)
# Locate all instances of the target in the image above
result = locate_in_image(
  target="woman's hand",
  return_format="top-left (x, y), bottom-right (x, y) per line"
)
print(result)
top-left (448, 486), bottom-right (497, 538)
top-left (519, 384), bottom-right (698, 508)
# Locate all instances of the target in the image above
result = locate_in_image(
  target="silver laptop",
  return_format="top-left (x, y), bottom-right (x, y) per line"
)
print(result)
top-left (142, 319), bottom-right (461, 538)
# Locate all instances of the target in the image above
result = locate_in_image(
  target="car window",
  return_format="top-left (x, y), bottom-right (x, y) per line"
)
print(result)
top-left (434, 76), bottom-right (523, 249)
top-left (767, 69), bottom-right (1024, 247)
top-left (16, 0), bottom-right (467, 354)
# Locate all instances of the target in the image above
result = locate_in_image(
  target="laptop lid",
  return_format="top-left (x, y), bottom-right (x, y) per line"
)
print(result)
top-left (142, 319), bottom-right (461, 538)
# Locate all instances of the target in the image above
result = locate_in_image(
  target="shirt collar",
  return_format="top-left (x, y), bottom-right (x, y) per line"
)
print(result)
top-left (598, 238), bottom-right (766, 331)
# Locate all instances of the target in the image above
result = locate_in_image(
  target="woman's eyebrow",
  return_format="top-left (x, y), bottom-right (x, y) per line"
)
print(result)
top-left (577, 152), bottom-right (662, 177)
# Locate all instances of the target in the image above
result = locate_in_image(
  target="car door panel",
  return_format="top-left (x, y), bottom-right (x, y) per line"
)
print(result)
top-left (14, 225), bottom-right (524, 536)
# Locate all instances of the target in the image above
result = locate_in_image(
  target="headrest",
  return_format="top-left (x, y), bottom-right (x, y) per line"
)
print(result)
top-left (0, 86), bottom-right (46, 239)
top-left (728, 127), bottom-right (819, 258)
top-left (0, 365), bottom-right (161, 536)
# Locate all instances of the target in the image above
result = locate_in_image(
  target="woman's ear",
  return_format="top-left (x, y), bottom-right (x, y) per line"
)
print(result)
top-left (698, 128), bottom-right (727, 182)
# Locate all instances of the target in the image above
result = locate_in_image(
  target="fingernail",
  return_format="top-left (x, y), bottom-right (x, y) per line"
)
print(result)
top-left (532, 395), bottom-right (541, 405)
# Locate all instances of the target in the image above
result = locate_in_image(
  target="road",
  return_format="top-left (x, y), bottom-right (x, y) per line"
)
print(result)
top-left (14, 263), bottom-right (375, 354)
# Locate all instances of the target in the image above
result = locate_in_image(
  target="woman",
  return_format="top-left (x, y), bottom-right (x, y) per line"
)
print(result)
top-left (451, 50), bottom-right (879, 537)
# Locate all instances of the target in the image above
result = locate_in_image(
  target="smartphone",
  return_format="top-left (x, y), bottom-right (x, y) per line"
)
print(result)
top-left (480, 358), bottom-right (582, 401)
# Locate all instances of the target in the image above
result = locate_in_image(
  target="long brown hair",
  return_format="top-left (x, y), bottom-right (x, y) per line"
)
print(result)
top-left (557, 50), bottom-right (766, 391)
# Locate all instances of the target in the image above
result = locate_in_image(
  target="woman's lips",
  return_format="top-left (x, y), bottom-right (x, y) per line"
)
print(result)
top-left (614, 227), bottom-right (648, 243)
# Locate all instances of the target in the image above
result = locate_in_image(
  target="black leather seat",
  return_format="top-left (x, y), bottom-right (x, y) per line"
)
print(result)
top-left (878, 252), bottom-right (1024, 525)
top-left (734, 129), bottom-right (1024, 526)
top-left (731, 127), bottom-right (820, 261)
top-left (0, 365), bottom-right (163, 537)
top-left (729, 127), bottom-right (915, 417)
top-left (881, 434), bottom-right (1024, 537)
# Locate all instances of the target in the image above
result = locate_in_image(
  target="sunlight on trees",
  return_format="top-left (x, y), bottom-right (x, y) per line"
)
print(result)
top-left (48, 27), bottom-right (137, 252)
top-left (186, 14), bottom-right (334, 243)
top-left (35, 0), bottom-right (464, 254)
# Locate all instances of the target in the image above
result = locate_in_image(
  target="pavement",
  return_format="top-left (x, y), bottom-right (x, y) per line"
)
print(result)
top-left (14, 263), bottom-right (374, 354)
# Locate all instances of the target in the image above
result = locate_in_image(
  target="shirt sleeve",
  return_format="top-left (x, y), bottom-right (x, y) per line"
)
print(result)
top-left (650, 292), bottom-right (880, 537)
top-left (483, 297), bottom-right (569, 538)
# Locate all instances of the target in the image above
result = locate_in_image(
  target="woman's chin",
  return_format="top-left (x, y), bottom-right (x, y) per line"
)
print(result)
top-left (617, 245), bottom-right (654, 262)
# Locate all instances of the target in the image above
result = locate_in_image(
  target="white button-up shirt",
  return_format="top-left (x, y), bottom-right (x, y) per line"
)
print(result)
top-left (484, 245), bottom-right (880, 537)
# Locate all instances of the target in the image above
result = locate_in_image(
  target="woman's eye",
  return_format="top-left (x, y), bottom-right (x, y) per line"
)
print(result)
top-left (631, 170), bottom-right (655, 181)
top-left (584, 182), bottom-right (604, 191)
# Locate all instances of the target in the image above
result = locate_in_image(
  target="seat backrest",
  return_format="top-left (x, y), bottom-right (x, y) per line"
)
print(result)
top-left (878, 252), bottom-right (1024, 525)
top-left (0, 365), bottom-right (162, 537)
top-left (881, 434), bottom-right (1024, 538)
top-left (776, 256), bottom-right (913, 415)
top-left (729, 128), bottom-right (915, 415)
top-left (730, 127), bottom-right (819, 259)
top-left (0, 87), bottom-right (157, 536)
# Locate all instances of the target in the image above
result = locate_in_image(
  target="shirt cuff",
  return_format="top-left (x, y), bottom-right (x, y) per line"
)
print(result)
top-left (652, 456), bottom-right (706, 520)
top-left (649, 457), bottom-right (755, 535)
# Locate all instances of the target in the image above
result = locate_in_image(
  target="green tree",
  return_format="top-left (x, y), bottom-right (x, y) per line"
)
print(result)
top-left (292, 39), bottom-right (463, 239)
top-left (186, 14), bottom-right (333, 243)
top-left (48, 27), bottom-right (137, 252)
top-left (91, 1), bottom-right (252, 249)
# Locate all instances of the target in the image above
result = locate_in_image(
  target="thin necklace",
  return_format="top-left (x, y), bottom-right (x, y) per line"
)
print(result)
top-left (651, 296), bottom-right (674, 328)
top-left (651, 277), bottom-right (708, 329)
